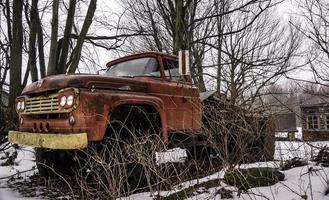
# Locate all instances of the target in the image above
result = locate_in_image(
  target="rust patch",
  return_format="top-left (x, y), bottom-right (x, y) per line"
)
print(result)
top-left (67, 79), bottom-right (83, 88)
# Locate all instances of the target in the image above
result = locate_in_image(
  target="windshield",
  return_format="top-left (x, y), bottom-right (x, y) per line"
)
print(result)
top-left (106, 57), bottom-right (160, 77)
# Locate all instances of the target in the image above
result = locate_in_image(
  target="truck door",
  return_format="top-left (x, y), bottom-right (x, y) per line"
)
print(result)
top-left (162, 57), bottom-right (201, 131)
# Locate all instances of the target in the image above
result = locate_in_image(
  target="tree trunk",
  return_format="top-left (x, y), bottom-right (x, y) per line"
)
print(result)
top-left (28, 0), bottom-right (39, 82)
top-left (216, 0), bottom-right (224, 93)
top-left (9, 0), bottom-right (23, 108)
top-left (37, 11), bottom-right (46, 78)
top-left (191, 50), bottom-right (206, 92)
top-left (230, 64), bottom-right (238, 105)
top-left (57, 0), bottom-right (76, 74)
top-left (47, 0), bottom-right (59, 76)
top-left (174, 0), bottom-right (184, 54)
top-left (194, 63), bottom-right (206, 92)
top-left (67, 0), bottom-right (97, 74)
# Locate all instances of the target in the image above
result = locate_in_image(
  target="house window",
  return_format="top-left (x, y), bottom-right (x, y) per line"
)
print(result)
top-left (319, 114), bottom-right (326, 129)
top-left (326, 115), bottom-right (329, 129)
top-left (307, 115), bottom-right (318, 129)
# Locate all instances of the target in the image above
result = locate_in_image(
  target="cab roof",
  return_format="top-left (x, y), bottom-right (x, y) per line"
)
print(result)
top-left (106, 51), bottom-right (177, 68)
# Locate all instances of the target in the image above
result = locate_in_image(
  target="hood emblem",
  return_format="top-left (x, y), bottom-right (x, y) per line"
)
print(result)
top-left (36, 79), bottom-right (44, 88)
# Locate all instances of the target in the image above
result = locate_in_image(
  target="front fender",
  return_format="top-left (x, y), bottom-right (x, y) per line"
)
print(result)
top-left (110, 96), bottom-right (168, 143)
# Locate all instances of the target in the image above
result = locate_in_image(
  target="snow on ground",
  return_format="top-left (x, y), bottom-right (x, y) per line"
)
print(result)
top-left (187, 164), bottom-right (329, 200)
top-left (275, 141), bottom-right (329, 160)
top-left (156, 148), bottom-right (187, 164)
top-left (124, 140), bottom-right (329, 200)
top-left (1, 138), bottom-right (329, 199)
top-left (0, 144), bottom-right (38, 200)
top-left (121, 140), bottom-right (329, 200)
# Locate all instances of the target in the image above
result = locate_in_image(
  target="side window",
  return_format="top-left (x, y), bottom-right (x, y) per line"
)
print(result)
top-left (145, 57), bottom-right (160, 73)
top-left (145, 57), bottom-right (161, 76)
top-left (163, 59), bottom-right (180, 80)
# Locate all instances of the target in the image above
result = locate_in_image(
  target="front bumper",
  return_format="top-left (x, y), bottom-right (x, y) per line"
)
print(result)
top-left (8, 131), bottom-right (88, 150)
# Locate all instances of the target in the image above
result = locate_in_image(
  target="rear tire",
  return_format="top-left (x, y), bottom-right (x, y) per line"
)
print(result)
top-left (186, 145), bottom-right (216, 160)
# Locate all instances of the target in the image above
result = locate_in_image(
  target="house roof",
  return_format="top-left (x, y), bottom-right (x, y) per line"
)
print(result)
top-left (300, 93), bottom-right (329, 107)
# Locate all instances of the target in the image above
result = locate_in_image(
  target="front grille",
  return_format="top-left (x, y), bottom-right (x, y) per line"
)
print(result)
top-left (24, 94), bottom-right (61, 114)
top-left (19, 88), bottom-right (79, 115)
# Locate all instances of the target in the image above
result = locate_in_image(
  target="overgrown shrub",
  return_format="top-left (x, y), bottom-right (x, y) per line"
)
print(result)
top-left (224, 167), bottom-right (284, 191)
top-left (313, 146), bottom-right (329, 167)
top-left (280, 157), bottom-right (308, 170)
top-left (202, 94), bottom-right (275, 166)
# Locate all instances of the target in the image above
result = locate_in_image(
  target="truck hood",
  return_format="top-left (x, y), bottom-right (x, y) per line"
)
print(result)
top-left (22, 74), bottom-right (153, 95)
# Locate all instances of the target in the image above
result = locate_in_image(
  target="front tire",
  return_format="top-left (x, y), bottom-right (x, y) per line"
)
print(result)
top-left (35, 148), bottom-right (76, 177)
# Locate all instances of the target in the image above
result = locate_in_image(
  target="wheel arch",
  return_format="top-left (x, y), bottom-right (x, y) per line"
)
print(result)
top-left (105, 99), bottom-right (168, 143)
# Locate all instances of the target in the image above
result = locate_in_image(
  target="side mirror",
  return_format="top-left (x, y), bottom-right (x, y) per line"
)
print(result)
top-left (97, 68), bottom-right (107, 75)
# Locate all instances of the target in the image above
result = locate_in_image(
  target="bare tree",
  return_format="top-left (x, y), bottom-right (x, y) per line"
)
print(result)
top-left (0, 0), bottom-right (12, 96)
top-left (9, 0), bottom-right (23, 109)
top-left (207, 5), bottom-right (301, 107)
top-left (55, 0), bottom-right (77, 75)
top-left (28, 0), bottom-right (39, 82)
top-left (46, 0), bottom-right (59, 76)
top-left (67, 0), bottom-right (97, 73)
top-left (291, 0), bottom-right (329, 85)
top-left (118, 0), bottom-right (292, 94)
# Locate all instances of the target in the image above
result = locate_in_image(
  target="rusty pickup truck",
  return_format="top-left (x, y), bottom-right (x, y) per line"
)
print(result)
top-left (8, 51), bottom-right (206, 174)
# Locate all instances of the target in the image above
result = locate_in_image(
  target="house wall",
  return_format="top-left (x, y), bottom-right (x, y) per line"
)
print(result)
top-left (302, 130), bottom-right (329, 141)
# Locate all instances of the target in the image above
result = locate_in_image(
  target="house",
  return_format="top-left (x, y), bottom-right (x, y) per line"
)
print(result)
top-left (299, 87), bottom-right (329, 141)
top-left (300, 103), bottom-right (329, 141)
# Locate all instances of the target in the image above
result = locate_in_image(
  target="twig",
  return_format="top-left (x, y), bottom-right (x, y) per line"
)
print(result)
top-left (0, 168), bottom-right (36, 180)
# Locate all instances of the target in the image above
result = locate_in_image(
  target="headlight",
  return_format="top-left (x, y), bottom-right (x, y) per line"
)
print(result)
top-left (15, 98), bottom-right (26, 112)
top-left (21, 101), bottom-right (25, 110)
top-left (58, 94), bottom-right (75, 108)
top-left (66, 95), bottom-right (74, 106)
top-left (58, 88), bottom-right (78, 109)
top-left (16, 102), bottom-right (21, 110)
top-left (59, 96), bottom-right (67, 107)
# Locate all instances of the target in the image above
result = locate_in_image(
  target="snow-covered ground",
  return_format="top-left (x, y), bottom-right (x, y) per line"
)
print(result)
top-left (0, 145), bottom-right (38, 200)
top-left (1, 139), bottom-right (329, 200)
